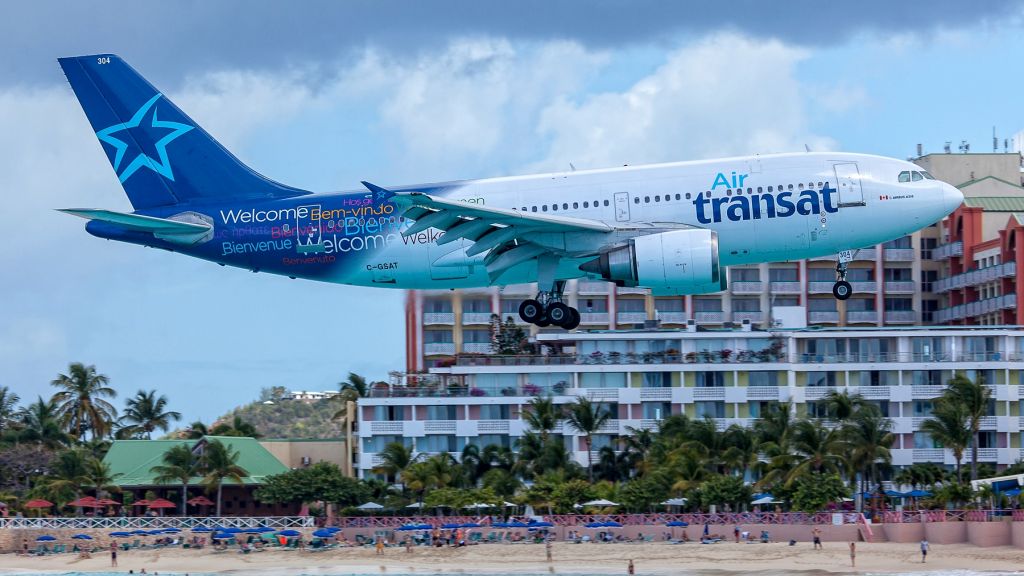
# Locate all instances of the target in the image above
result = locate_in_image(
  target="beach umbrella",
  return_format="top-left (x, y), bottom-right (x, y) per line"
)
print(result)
top-left (312, 529), bottom-right (334, 538)
top-left (187, 495), bottom-right (214, 506)
top-left (405, 502), bottom-right (424, 509)
top-left (222, 527), bottom-right (243, 534)
top-left (68, 496), bottom-right (101, 508)
top-left (72, 534), bottom-right (94, 540)
top-left (581, 499), bottom-right (619, 507)
top-left (25, 499), bottom-right (53, 508)
top-left (110, 532), bottom-right (132, 537)
top-left (884, 490), bottom-right (906, 498)
top-left (212, 532), bottom-right (233, 540)
top-left (36, 535), bottom-right (56, 542)
top-left (162, 527), bottom-right (182, 533)
top-left (905, 489), bottom-right (932, 498)
top-left (441, 523), bottom-right (462, 529)
top-left (602, 521), bottom-right (623, 528)
top-left (147, 529), bottom-right (166, 535)
top-left (131, 530), bottom-right (149, 535)
top-left (96, 498), bottom-right (121, 506)
top-left (276, 529), bottom-right (301, 537)
top-left (665, 521), bottom-right (688, 527)
top-left (583, 522), bottom-right (606, 529)
top-left (661, 498), bottom-right (688, 506)
top-left (191, 526), bottom-right (213, 532)
top-left (356, 501), bottom-right (385, 511)
top-left (460, 522), bottom-right (482, 528)
top-left (752, 496), bottom-right (780, 506)
top-left (324, 527), bottom-right (341, 532)
top-left (528, 521), bottom-right (553, 527)
top-left (132, 499), bottom-right (151, 506)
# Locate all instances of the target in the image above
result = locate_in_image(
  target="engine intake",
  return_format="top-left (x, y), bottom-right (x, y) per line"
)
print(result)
top-left (580, 229), bottom-right (723, 295)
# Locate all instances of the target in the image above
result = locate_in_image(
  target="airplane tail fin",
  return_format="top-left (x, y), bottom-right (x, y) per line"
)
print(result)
top-left (58, 54), bottom-right (309, 210)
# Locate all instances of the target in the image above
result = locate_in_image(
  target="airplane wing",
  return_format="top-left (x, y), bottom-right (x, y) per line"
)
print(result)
top-left (364, 181), bottom-right (626, 282)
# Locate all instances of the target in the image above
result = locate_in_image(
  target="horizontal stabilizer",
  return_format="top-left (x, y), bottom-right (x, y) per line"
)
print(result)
top-left (59, 209), bottom-right (213, 244)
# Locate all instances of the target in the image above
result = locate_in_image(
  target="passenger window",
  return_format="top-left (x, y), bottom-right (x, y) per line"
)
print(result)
top-left (788, 184), bottom-right (794, 190)
top-left (685, 193), bottom-right (691, 199)
top-left (655, 195), bottom-right (661, 202)
top-left (603, 200), bottom-right (609, 206)
top-left (542, 205), bottom-right (548, 212)
top-left (817, 181), bottom-right (823, 188)
top-left (634, 197), bottom-right (640, 204)
top-left (644, 196), bottom-right (650, 203)
top-left (572, 202), bottom-right (578, 209)
top-left (726, 190), bottom-right (732, 196)
top-left (675, 193), bottom-right (681, 200)
top-left (552, 204), bottom-right (558, 211)
top-left (706, 191), bottom-right (711, 197)
top-left (898, 171), bottom-right (911, 183)
top-left (747, 187), bottom-right (753, 194)
top-left (798, 183), bottom-right (804, 190)
top-left (912, 171), bottom-right (923, 182)
top-left (520, 207), bottom-right (526, 211)
top-left (768, 186), bottom-right (773, 192)
top-left (563, 203), bottom-right (569, 210)
top-left (583, 201), bottom-right (589, 208)
top-left (531, 207), bottom-right (537, 212)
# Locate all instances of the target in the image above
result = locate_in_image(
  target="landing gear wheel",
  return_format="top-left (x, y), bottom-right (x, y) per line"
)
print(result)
top-left (562, 308), bottom-right (581, 330)
top-left (546, 302), bottom-right (572, 327)
top-left (833, 280), bottom-right (852, 300)
top-left (535, 315), bottom-right (552, 327)
top-left (519, 299), bottom-right (544, 324)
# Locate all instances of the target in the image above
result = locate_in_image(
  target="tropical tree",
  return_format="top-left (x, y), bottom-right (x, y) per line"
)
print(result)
top-left (0, 386), bottom-right (20, 435)
top-left (523, 396), bottom-right (561, 443)
top-left (184, 421), bottom-right (209, 439)
top-left (564, 397), bottom-right (612, 481)
top-left (944, 375), bottom-right (992, 481)
top-left (921, 399), bottom-right (971, 482)
top-left (13, 397), bottom-right (70, 449)
top-left (843, 410), bottom-right (894, 494)
top-left (151, 444), bottom-right (200, 515)
top-left (41, 448), bottom-right (90, 505)
top-left (210, 415), bottom-right (261, 438)
top-left (332, 372), bottom-right (369, 422)
top-left (822, 390), bottom-right (870, 421)
top-left (118, 390), bottom-right (182, 439)
top-left (50, 363), bottom-right (118, 440)
top-left (371, 442), bottom-right (418, 489)
top-left (786, 419), bottom-right (848, 484)
top-left (199, 440), bottom-right (248, 516)
top-left (83, 456), bottom-right (122, 500)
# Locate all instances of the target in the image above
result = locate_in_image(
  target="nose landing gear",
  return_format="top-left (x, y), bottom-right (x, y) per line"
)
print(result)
top-left (833, 259), bottom-right (852, 301)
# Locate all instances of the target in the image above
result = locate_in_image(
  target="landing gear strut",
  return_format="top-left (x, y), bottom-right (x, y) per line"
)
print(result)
top-left (518, 280), bottom-right (581, 330)
top-left (833, 260), bottom-right (852, 301)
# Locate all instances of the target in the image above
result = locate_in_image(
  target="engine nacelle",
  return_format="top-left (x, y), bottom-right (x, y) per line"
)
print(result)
top-left (581, 229), bottom-right (724, 295)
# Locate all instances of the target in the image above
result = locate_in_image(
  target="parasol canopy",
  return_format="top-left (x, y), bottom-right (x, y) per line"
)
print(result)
top-left (25, 499), bottom-right (54, 508)
top-left (187, 495), bottom-right (214, 506)
top-left (148, 498), bottom-right (176, 509)
top-left (356, 501), bottom-right (385, 510)
top-left (581, 499), bottom-right (619, 507)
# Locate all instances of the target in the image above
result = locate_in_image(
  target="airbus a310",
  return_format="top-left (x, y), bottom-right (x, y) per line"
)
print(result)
top-left (59, 55), bottom-right (963, 330)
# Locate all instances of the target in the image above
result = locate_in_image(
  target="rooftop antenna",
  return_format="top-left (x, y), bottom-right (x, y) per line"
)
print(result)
top-left (568, 162), bottom-right (576, 172)
top-left (944, 141), bottom-right (952, 154)
top-left (916, 143), bottom-right (923, 157)
top-left (804, 143), bottom-right (811, 153)
top-left (993, 126), bottom-right (998, 153)
top-left (959, 140), bottom-right (970, 153)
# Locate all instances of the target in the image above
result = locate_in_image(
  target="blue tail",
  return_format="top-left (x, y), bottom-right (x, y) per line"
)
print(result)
top-left (58, 54), bottom-right (310, 210)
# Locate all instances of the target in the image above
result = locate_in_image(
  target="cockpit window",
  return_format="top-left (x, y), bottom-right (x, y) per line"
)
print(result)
top-left (898, 171), bottom-right (911, 183)
top-left (911, 171), bottom-right (923, 181)
top-left (921, 171), bottom-right (936, 180)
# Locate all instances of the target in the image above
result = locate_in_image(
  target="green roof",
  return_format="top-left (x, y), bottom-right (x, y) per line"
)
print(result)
top-left (962, 196), bottom-right (1024, 212)
top-left (103, 436), bottom-right (288, 487)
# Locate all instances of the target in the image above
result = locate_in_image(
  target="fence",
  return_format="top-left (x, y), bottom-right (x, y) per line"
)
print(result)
top-left (326, 512), bottom-right (863, 529)
top-left (880, 510), bottom-right (1016, 523)
top-left (0, 516), bottom-right (314, 530)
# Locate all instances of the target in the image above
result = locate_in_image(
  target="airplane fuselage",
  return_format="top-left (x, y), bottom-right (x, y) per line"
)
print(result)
top-left (88, 151), bottom-right (959, 292)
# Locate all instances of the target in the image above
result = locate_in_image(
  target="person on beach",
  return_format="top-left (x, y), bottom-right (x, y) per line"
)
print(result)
top-left (376, 537), bottom-right (385, 555)
top-left (628, 559), bottom-right (635, 575)
top-left (734, 525), bottom-right (740, 543)
top-left (405, 537), bottom-right (413, 554)
top-left (812, 527), bottom-right (822, 550)
top-left (546, 538), bottom-right (553, 562)
top-left (920, 539), bottom-right (929, 563)
top-left (21, 538), bottom-right (28, 556)
top-left (110, 542), bottom-right (118, 567)
top-left (849, 542), bottom-right (856, 567)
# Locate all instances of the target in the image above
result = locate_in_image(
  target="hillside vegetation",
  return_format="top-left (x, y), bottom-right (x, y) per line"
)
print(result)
top-left (214, 397), bottom-right (343, 439)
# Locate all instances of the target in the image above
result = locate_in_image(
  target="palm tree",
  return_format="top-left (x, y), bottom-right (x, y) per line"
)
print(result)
top-left (200, 440), bottom-right (248, 516)
top-left (921, 399), bottom-right (971, 482)
top-left (0, 386), bottom-right (20, 435)
top-left (524, 396), bottom-right (561, 443)
top-left (371, 442), bottom-right (418, 489)
top-left (84, 456), bottom-right (122, 500)
top-left (823, 390), bottom-right (871, 421)
top-left (184, 421), bottom-right (209, 439)
top-left (564, 397), bottom-right (612, 481)
top-left (786, 419), bottom-right (848, 484)
top-left (210, 415), bottom-right (261, 438)
top-left (944, 375), bottom-right (992, 481)
top-left (42, 448), bottom-right (90, 506)
top-left (332, 372), bottom-right (369, 421)
top-left (151, 444), bottom-right (200, 515)
top-left (15, 397), bottom-right (70, 449)
top-left (118, 390), bottom-right (181, 439)
top-left (50, 363), bottom-right (118, 440)
top-left (844, 411), bottom-right (894, 495)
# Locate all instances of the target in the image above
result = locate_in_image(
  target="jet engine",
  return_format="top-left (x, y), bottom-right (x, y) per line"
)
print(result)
top-left (580, 229), bottom-right (724, 295)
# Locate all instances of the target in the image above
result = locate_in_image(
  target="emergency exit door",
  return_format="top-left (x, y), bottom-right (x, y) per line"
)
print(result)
top-left (833, 162), bottom-right (865, 207)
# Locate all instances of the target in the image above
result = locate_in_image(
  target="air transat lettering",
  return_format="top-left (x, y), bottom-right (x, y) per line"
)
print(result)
top-left (711, 171), bottom-right (748, 190)
top-left (693, 184), bottom-right (838, 224)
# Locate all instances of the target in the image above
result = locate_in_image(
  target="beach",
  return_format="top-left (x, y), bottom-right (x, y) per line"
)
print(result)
top-left (2, 541), bottom-right (1023, 575)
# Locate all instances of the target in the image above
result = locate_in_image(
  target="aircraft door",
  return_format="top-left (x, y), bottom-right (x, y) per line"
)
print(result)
top-left (833, 162), bottom-right (865, 207)
top-left (296, 204), bottom-right (324, 253)
top-left (613, 192), bottom-right (631, 222)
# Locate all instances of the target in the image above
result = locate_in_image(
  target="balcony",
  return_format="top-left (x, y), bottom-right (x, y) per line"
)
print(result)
top-left (577, 281), bottom-right (611, 295)
top-left (733, 311), bottom-right (764, 324)
top-left (851, 281), bottom-right (877, 293)
top-left (912, 385), bottom-right (945, 398)
top-left (979, 416), bottom-right (998, 429)
top-left (639, 388), bottom-right (673, 401)
top-left (693, 311), bottom-right (725, 323)
top-left (715, 418), bottom-right (752, 430)
top-left (579, 312), bottom-right (610, 325)
top-left (368, 421), bottom-right (404, 434)
top-left (746, 386), bottom-right (781, 400)
top-left (884, 248), bottom-right (916, 262)
top-left (846, 310), bottom-right (879, 323)
top-left (884, 310), bottom-right (917, 323)
top-left (462, 312), bottom-right (494, 325)
top-left (934, 293), bottom-right (1017, 322)
top-left (933, 241), bottom-right (963, 260)
top-left (616, 286), bottom-right (650, 295)
top-left (616, 312), bottom-right (648, 325)
top-left (477, 420), bottom-right (510, 433)
top-left (423, 312), bottom-right (455, 325)
top-left (424, 342), bottom-right (456, 355)
top-left (808, 311), bottom-right (839, 323)
top-left (770, 281), bottom-right (802, 293)
top-left (811, 248), bottom-right (877, 261)
top-left (852, 386), bottom-right (892, 399)
top-left (804, 386), bottom-right (839, 400)
top-left (808, 281), bottom-right (834, 294)
top-left (934, 262), bottom-right (1017, 293)
top-left (423, 420), bottom-right (457, 433)
top-left (500, 283), bottom-right (536, 296)
top-left (656, 311), bottom-right (687, 324)
top-left (884, 281), bottom-right (917, 294)
top-left (462, 343), bottom-right (492, 354)
top-left (693, 387), bottom-right (726, 400)
top-left (731, 281), bottom-right (764, 294)
top-left (912, 448), bottom-right (946, 462)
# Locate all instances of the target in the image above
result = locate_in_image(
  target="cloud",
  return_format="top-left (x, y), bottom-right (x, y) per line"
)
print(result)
top-left (529, 34), bottom-right (836, 171)
top-left (3, 0), bottom-right (1022, 87)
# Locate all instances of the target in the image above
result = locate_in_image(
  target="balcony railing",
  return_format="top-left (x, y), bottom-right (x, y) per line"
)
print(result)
top-left (500, 283), bottom-right (536, 296)
top-left (934, 293), bottom-right (1017, 322)
top-left (851, 281), bottom-right (877, 293)
top-left (812, 248), bottom-right (877, 261)
top-left (462, 343), bottom-right (492, 354)
top-left (770, 281), bottom-right (802, 293)
top-left (732, 281), bottom-right (764, 293)
top-left (885, 310), bottom-right (917, 323)
top-left (616, 286), bottom-right (650, 295)
top-left (423, 312), bottom-right (455, 325)
top-left (884, 281), bottom-right (917, 293)
top-left (616, 312), bottom-right (648, 325)
top-left (747, 386), bottom-right (781, 400)
top-left (693, 311), bottom-right (725, 323)
top-left (884, 248), bottom-right (916, 261)
top-left (847, 310), bottom-right (878, 323)
top-left (932, 241), bottom-right (963, 260)
top-left (808, 311), bottom-right (839, 323)
top-left (655, 311), bottom-right (687, 323)
top-left (934, 262), bottom-right (1016, 293)
top-left (733, 311), bottom-right (764, 323)
top-left (808, 281), bottom-right (834, 294)
top-left (462, 312), bottom-right (494, 325)
top-left (579, 312), bottom-right (610, 324)
top-left (424, 342), bottom-right (456, 355)
top-left (577, 281), bottom-right (611, 295)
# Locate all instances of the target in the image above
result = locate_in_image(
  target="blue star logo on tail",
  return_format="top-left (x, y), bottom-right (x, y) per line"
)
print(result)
top-left (95, 93), bottom-right (194, 183)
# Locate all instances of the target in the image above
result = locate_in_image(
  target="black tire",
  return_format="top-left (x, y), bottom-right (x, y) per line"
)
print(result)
top-left (562, 308), bottom-right (581, 330)
top-left (519, 299), bottom-right (544, 323)
top-left (546, 302), bottom-right (572, 326)
top-left (833, 280), bottom-right (852, 300)
top-left (535, 315), bottom-right (551, 327)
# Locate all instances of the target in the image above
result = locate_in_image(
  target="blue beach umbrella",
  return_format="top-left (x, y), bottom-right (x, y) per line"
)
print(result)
top-left (603, 521), bottom-right (623, 528)
top-left (36, 535), bottom-right (56, 542)
top-left (211, 532), bottom-right (233, 540)
top-left (72, 534), bottom-right (93, 540)
top-left (441, 523), bottom-right (461, 529)
top-left (131, 530), bottom-right (149, 535)
top-left (905, 489), bottom-right (932, 498)
top-left (312, 529), bottom-right (334, 538)
top-left (277, 529), bottom-right (301, 537)
top-left (162, 527), bottom-right (182, 533)
top-left (583, 522), bottom-right (605, 529)
top-left (110, 532), bottom-right (132, 537)
top-left (884, 490), bottom-right (906, 498)
top-left (666, 521), bottom-right (688, 527)
top-left (147, 529), bottom-right (166, 535)
top-left (529, 521), bottom-right (553, 528)
top-left (191, 526), bottom-right (213, 532)
top-left (460, 522), bottom-right (482, 528)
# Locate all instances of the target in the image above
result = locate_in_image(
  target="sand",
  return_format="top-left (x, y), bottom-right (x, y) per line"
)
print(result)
top-left (2, 541), bottom-right (1024, 574)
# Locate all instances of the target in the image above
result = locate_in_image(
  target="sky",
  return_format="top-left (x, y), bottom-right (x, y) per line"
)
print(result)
top-left (2, 0), bottom-right (1024, 425)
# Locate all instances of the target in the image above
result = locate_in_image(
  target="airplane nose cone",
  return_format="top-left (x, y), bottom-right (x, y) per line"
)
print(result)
top-left (943, 184), bottom-right (964, 214)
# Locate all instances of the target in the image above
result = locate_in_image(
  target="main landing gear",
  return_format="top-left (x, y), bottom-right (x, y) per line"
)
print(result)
top-left (833, 260), bottom-right (852, 301)
top-left (519, 283), bottom-right (581, 330)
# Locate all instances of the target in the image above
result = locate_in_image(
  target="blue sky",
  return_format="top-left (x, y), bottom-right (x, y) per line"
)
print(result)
top-left (2, 1), bottom-right (1023, 425)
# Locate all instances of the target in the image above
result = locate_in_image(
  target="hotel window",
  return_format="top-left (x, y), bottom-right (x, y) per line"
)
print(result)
top-left (580, 298), bottom-right (608, 313)
top-left (463, 329), bottom-right (491, 344)
top-left (748, 372), bottom-right (778, 387)
top-left (373, 406), bottom-right (406, 421)
top-left (883, 268), bottom-right (913, 282)
top-left (424, 300), bottom-right (453, 313)
top-left (913, 432), bottom-right (938, 449)
top-left (749, 401), bottom-right (777, 418)
top-left (806, 401), bottom-right (829, 418)
top-left (417, 435), bottom-right (457, 452)
top-left (769, 267), bottom-right (798, 282)
top-left (695, 401), bottom-right (725, 418)
top-left (423, 330), bottom-right (454, 343)
top-left (806, 371), bottom-right (836, 387)
top-left (475, 434), bottom-right (511, 448)
top-left (642, 372), bottom-right (672, 388)
top-left (425, 405), bottom-right (458, 420)
top-left (911, 370), bottom-right (943, 386)
top-left (642, 402), bottom-right (671, 419)
top-left (617, 299), bottom-right (646, 313)
top-left (580, 372), bottom-right (626, 389)
top-left (857, 370), bottom-right (890, 387)
top-left (884, 298), bottom-right (913, 312)
top-left (693, 298), bottom-right (723, 312)
top-left (463, 299), bottom-right (491, 313)
top-left (479, 404), bottom-right (510, 420)
top-left (733, 298), bottom-right (760, 312)
top-left (654, 298), bottom-right (684, 313)
top-left (912, 401), bottom-right (933, 417)
top-left (696, 371), bottom-right (725, 388)
top-left (883, 235), bottom-right (912, 249)
top-left (732, 268), bottom-right (760, 282)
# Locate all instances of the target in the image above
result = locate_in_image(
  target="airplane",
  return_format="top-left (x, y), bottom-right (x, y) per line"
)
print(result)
top-left (58, 54), bottom-right (963, 330)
